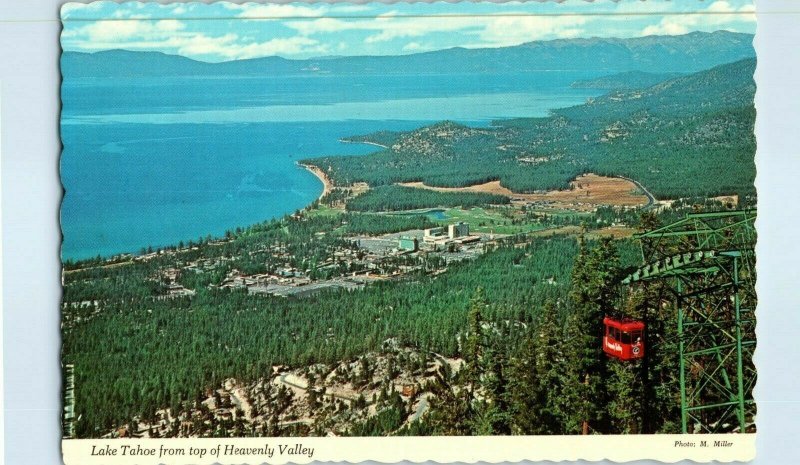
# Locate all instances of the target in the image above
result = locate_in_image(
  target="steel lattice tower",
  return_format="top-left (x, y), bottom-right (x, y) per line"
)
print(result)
top-left (63, 364), bottom-right (77, 438)
top-left (622, 210), bottom-right (756, 433)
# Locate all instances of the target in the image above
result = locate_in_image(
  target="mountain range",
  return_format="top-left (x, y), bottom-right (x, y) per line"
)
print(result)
top-left (62, 30), bottom-right (755, 78)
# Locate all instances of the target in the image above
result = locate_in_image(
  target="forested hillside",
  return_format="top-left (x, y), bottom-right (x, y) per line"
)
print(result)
top-left (347, 185), bottom-right (509, 212)
top-left (64, 234), bottom-right (581, 436)
top-left (305, 58), bottom-right (756, 199)
top-left (571, 71), bottom-right (683, 90)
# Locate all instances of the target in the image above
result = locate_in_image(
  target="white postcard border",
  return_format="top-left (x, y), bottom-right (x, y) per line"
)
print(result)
top-left (62, 435), bottom-right (755, 465)
top-left (4, 0), bottom-right (800, 464)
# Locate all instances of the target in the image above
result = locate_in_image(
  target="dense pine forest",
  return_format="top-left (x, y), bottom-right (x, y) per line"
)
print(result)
top-left (62, 201), bottom-right (731, 437)
top-left (346, 185), bottom-right (509, 212)
top-left (304, 59), bottom-right (756, 199)
top-left (65, 233), bottom-right (577, 435)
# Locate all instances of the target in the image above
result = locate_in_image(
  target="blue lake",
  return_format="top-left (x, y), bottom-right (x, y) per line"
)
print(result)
top-left (61, 71), bottom-right (602, 260)
top-left (387, 209), bottom-right (449, 221)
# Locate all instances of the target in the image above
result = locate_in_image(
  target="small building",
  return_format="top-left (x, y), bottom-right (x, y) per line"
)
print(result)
top-left (456, 235), bottom-right (480, 245)
top-left (448, 222), bottom-right (469, 239)
top-left (398, 236), bottom-right (418, 252)
top-left (165, 283), bottom-right (195, 297)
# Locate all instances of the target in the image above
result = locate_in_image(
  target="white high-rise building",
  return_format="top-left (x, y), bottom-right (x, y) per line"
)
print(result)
top-left (448, 222), bottom-right (469, 239)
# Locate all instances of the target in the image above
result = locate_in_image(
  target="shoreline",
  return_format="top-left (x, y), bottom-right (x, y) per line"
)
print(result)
top-left (338, 139), bottom-right (389, 149)
top-left (299, 163), bottom-right (333, 201)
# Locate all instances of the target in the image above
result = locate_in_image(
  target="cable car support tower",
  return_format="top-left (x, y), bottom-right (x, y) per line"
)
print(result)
top-left (621, 210), bottom-right (756, 434)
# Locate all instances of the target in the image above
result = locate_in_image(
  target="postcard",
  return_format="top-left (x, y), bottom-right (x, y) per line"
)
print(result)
top-left (59, 1), bottom-right (757, 463)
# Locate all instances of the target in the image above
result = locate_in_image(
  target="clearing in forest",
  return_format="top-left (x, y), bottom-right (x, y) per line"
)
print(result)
top-left (398, 174), bottom-right (650, 210)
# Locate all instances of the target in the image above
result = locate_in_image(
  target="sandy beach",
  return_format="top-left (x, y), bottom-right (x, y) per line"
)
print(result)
top-left (338, 138), bottom-right (389, 149)
top-left (300, 163), bottom-right (333, 201)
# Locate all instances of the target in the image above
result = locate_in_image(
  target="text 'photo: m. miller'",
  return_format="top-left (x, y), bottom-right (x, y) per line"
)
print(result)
top-left (60, 1), bottom-right (758, 463)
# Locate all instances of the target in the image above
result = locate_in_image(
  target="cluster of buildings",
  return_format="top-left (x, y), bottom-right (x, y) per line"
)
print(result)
top-left (148, 222), bottom-right (487, 301)
top-left (422, 222), bottom-right (479, 247)
top-left (219, 268), bottom-right (311, 291)
top-left (397, 222), bottom-right (476, 252)
top-left (217, 268), bottom-right (366, 298)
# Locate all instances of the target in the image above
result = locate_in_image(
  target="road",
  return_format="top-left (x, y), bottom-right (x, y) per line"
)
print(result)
top-left (618, 176), bottom-right (656, 208)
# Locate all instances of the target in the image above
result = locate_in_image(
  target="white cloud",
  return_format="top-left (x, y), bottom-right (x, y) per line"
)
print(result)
top-left (111, 10), bottom-right (151, 20)
top-left (610, 0), bottom-right (680, 15)
top-left (709, 0), bottom-right (756, 14)
top-left (215, 37), bottom-right (328, 59)
top-left (288, 12), bottom-right (589, 48)
top-left (60, 2), bottom-right (103, 19)
top-left (365, 15), bottom-right (477, 44)
top-left (223, 3), bottom-right (327, 19)
top-left (63, 17), bottom-right (328, 61)
top-left (331, 5), bottom-right (374, 14)
top-left (402, 42), bottom-right (428, 53)
top-left (289, 15), bottom-right (477, 44)
top-left (478, 15), bottom-right (589, 46)
top-left (286, 17), bottom-right (349, 36)
top-left (68, 19), bottom-right (186, 42)
top-left (641, 1), bottom-right (755, 36)
top-left (155, 20), bottom-right (183, 32)
top-left (61, 1), bottom-right (756, 62)
top-left (176, 34), bottom-right (237, 57)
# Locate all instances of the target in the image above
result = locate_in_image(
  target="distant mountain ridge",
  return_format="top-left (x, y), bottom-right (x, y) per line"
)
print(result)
top-left (556, 57), bottom-right (756, 121)
top-left (62, 30), bottom-right (754, 78)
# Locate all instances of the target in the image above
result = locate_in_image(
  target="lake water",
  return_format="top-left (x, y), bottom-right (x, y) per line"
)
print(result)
top-left (61, 71), bottom-right (601, 260)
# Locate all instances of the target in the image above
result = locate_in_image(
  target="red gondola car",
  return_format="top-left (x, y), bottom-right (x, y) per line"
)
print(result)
top-left (603, 317), bottom-right (645, 361)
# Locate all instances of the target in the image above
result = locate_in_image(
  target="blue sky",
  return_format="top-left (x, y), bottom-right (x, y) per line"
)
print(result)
top-left (61, 1), bottom-right (756, 62)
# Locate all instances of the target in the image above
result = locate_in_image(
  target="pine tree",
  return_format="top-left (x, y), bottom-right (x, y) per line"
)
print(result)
top-left (560, 238), bottom-right (620, 434)
top-left (480, 343), bottom-right (511, 435)
top-left (509, 299), bottom-right (565, 434)
top-left (464, 287), bottom-right (486, 397)
top-left (448, 289), bottom-right (518, 435)
top-left (607, 355), bottom-right (641, 433)
top-left (426, 363), bottom-right (472, 435)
